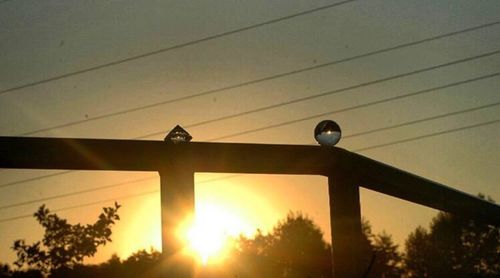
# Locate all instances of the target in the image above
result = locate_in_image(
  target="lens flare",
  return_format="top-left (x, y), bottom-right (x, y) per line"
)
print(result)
top-left (179, 202), bottom-right (252, 265)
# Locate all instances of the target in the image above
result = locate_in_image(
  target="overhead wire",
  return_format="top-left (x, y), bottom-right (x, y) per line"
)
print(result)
top-left (0, 102), bottom-right (500, 216)
top-left (0, 190), bottom-right (159, 223)
top-left (0, 0), bottom-right (356, 95)
top-left (0, 87), bottom-right (500, 209)
top-left (207, 71), bottom-right (500, 142)
top-left (11, 20), bottom-right (500, 137)
top-left (0, 100), bottom-right (498, 211)
top-left (140, 50), bottom-right (500, 139)
top-left (342, 101), bottom-right (500, 140)
top-left (1, 115), bottom-right (498, 224)
top-left (1, 12), bottom-right (499, 222)
top-left (1, 98), bottom-right (498, 212)
top-left (354, 119), bottom-right (500, 153)
top-left (1, 50), bottom-right (499, 189)
top-left (1, 94), bottom-right (499, 212)
top-left (0, 174), bottom-right (241, 210)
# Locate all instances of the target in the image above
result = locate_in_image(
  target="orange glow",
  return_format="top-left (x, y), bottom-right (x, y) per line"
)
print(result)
top-left (178, 201), bottom-right (253, 265)
top-left (120, 174), bottom-right (281, 264)
top-left (119, 194), bottom-right (162, 259)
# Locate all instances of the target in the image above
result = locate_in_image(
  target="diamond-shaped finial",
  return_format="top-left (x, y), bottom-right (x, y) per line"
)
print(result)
top-left (164, 125), bottom-right (192, 143)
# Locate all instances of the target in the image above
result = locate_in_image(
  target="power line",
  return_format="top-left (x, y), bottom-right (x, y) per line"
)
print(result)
top-left (0, 174), bottom-right (240, 210)
top-left (14, 20), bottom-right (500, 137)
top-left (140, 50), bottom-right (500, 139)
top-left (1, 64), bottom-right (498, 189)
top-left (0, 176), bottom-right (157, 210)
top-left (0, 190), bottom-right (159, 223)
top-left (2, 28), bottom-right (498, 188)
top-left (1, 101), bottom-right (498, 211)
top-left (1, 117), bottom-right (498, 224)
top-left (354, 119), bottom-right (500, 153)
top-left (343, 102), bottom-right (500, 140)
top-left (0, 170), bottom-right (73, 189)
top-left (0, 0), bottom-right (356, 95)
top-left (206, 72), bottom-right (500, 141)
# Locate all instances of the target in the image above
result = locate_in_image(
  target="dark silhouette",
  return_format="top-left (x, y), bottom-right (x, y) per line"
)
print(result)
top-left (361, 221), bottom-right (404, 278)
top-left (11, 203), bottom-right (120, 275)
top-left (405, 195), bottom-right (500, 277)
top-left (227, 212), bottom-right (403, 277)
top-left (5, 210), bottom-right (404, 277)
top-left (49, 249), bottom-right (163, 278)
top-left (8, 201), bottom-right (498, 277)
top-left (230, 211), bottom-right (332, 277)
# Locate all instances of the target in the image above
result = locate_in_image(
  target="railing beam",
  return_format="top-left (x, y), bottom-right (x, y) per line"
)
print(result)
top-left (328, 172), bottom-right (363, 277)
top-left (159, 162), bottom-right (195, 277)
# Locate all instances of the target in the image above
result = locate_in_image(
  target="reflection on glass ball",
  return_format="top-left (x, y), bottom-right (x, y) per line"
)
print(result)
top-left (314, 120), bottom-right (341, 146)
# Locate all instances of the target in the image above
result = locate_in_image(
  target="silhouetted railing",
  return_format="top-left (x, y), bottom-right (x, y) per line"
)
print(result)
top-left (1, 136), bottom-right (499, 277)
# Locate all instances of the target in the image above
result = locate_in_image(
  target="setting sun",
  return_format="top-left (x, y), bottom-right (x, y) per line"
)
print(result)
top-left (180, 202), bottom-right (253, 265)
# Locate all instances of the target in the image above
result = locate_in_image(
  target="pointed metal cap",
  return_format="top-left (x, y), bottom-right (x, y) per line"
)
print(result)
top-left (164, 125), bottom-right (192, 143)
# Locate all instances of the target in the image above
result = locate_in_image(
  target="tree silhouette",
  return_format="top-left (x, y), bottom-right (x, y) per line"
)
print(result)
top-left (230, 212), bottom-right (402, 278)
top-left (405, 196), bottom-right (500, 277)
top-left (48, 249), bottom-right (163, 278)
top-left (368, 232), bottom-right (404, 277)
top-left (232, 211), bottom-right (331, 277)
top-left (12, 202), bottom-right (120, 275)
top-left (361, 220), bottom-right (404, 278)
top-left (5, 207), bottom-right (408, 277)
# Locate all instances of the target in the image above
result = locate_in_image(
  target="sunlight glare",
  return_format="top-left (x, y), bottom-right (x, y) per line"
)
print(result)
top-left (181, 202), bottom-right (253, 265)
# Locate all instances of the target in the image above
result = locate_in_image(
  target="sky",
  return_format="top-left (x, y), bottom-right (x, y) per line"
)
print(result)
top-left (0, 0), bottom-right (499, 265)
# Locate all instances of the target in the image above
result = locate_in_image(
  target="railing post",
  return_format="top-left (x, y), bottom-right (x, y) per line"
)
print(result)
top-left (328, 173), bottom-right (363, 277)
top-left (159, 162), bottom-right (195, 277)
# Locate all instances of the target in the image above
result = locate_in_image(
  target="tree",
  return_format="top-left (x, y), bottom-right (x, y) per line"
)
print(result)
top-left (232, 212), bottom-right (331, 277)
top-left (361, 220), bottom-right (404, 278)
top-left (368, 232), bottom-right (404, 277)
top-left (12, 202), bottom-right (120, 275)
top-left (265, 212), bottom-right (332, 277)
top-left (0, 263), bottom-right (12, 277)
top-left (230, 212), bottom-right (403, 278)
top-left (49, 249), bottom-right (163, 278)
top-left (404, 196), bottom-right (500, 277)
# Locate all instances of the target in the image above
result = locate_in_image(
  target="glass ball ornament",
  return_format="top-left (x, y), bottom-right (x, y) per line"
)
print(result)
top-left (314, 120), bottom-right (341, 146)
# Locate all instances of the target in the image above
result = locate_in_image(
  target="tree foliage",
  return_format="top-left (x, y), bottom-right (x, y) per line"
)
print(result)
top-left (361, 220), bottom-right (404, 278)
top-left (230, 212), bottom-right (403, 278)
top-left (12, 202), bottom-right (120, 274)
top-left (49, 249), bottom-right (162, 278)
top-left (232, 211), bottom-right (331, 277)
top-left (405, 196), bottom-right (500, 277)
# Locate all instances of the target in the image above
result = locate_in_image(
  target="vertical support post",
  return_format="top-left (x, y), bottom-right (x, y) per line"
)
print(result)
top-left (328, 173), bottom-right (363, 277)
top-left (159, 162), bottom-right (195, 277)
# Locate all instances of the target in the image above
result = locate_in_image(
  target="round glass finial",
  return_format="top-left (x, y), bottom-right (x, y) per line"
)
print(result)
top-left (314, 120), bottom-right (341, 146)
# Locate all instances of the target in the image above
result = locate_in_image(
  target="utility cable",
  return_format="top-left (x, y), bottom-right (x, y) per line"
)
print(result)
top-left (354, 119), bottom-right (500, 153)
top-left (1, 61), bottom-right (498, 189)
top-left (0, 190), bottom-right (159, 223)
top-left (342, 101), bottom-right (500, 140)
top-left (0, 174), bottom-right (240, 210)
top-left (141, 50), bottom-right (500, 139)
top-left (0, 117), bottom-right (498, 224)
top-left (12, 20), bottom-right (500, 136)
top-left (1, 100), bottom-right (498, 212)
top-left (206, 71), bottom-right (500, 142)
top-left (0, 0), bottom-right (355, 95)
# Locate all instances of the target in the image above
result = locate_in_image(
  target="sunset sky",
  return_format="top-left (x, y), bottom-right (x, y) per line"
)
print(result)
top-left (1, 0), bottom-right (499, 265)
